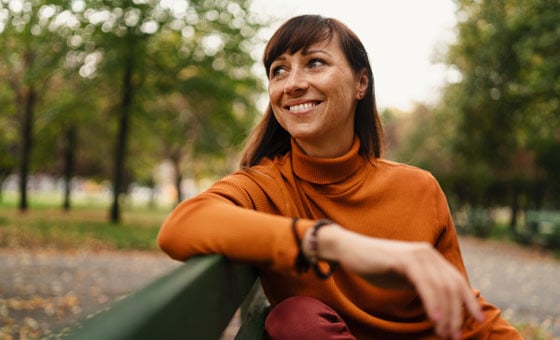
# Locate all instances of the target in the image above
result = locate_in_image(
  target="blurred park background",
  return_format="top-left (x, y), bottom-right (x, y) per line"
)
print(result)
top-left (0, 0), bottom-right (559, 339)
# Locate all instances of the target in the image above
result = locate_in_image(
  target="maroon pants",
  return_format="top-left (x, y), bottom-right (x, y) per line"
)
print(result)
top-left (265, 296), bottom-right (357, 340)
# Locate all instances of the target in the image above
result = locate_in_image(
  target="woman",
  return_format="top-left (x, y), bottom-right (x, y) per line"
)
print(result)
top-left (158, 15), bottom-right (521, 339)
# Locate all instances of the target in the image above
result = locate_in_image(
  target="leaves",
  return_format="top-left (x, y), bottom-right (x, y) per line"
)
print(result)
top-left (0, 294), bottom-right (81, 339)
top-left (430, 0), bottom-right (560, 208)
top-left (0, 244), bottom-right (181, 339)
top-left (0, 0), bottom-right (270, 214)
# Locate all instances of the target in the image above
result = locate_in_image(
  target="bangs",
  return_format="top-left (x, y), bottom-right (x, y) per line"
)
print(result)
top-left (263, 16), bottom-right (334, 77)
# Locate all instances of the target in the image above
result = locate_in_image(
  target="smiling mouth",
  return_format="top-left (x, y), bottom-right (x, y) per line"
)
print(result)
top-left (288, 102), bottom-right (317, 113)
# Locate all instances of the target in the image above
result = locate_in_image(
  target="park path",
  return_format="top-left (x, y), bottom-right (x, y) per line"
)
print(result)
top-left (0, 236), bottom-right (559, 339)
top-left (459, 236), bottom-right (560, 338)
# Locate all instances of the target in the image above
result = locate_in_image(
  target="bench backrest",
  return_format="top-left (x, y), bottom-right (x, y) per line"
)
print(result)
top-left (59, 255), bottom-right (267, 340)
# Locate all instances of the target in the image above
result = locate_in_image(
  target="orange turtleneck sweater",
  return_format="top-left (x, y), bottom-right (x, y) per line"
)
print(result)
top-left (157, 138), bottom-right (521, 339)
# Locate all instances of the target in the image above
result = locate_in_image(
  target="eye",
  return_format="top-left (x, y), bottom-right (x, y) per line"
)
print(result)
top-left (308, 58), bottom-right (325, 69)
top-left (270, 65), bottom-right (287, 79)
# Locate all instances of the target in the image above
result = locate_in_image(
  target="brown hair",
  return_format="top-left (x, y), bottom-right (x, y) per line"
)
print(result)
top-left (239, 15), bottom-right (383, 167)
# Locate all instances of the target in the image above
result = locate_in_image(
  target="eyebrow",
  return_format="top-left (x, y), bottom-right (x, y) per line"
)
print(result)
top-left (270, 46), bottom-right (333, 68)
top-left (273, 48), bottom-right (331, 62)
top-left (302, 48), bottom-right (331, 57)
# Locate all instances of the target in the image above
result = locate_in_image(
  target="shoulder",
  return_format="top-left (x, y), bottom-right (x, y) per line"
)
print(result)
top-left (201, 154), bottom-right (292, 212)
top-left (375, 158), bottom-right (437, 183)
top-left (241, 152), bottom-right (292, 182)
top-left (374, 158), bottom-right (450, 220)
top-left (372, 158), bottom-right (446, 202)
top-left (207, 153), bottom-right (291, 198)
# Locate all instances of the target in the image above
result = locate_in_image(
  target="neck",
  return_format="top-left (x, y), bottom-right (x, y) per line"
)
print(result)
top-left (294, 133), bottom-right (355, 158)
top-left (290, 136), bottom-right (364, 184)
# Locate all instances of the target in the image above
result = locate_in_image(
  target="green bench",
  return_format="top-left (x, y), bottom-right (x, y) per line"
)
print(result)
top-left (59, 255), bottom-right (270, 340)
top-left (524, 210), bottom-right (560, 247)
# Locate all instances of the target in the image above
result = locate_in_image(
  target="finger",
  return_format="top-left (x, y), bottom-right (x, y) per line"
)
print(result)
top-left (412, 266), bottom-right (448, 338)
top-left (425, 292), bottom-right (448, 339)
top-left (433, 264), bottom-right (466, 339)
top-left (448, 279), bottom-right (465, 340)
top-left (462, 285), bottom-right (484, 323)
top-left (437, 278), bottom-right (454, 339)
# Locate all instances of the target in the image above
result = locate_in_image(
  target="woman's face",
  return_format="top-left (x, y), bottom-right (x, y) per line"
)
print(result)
top-left (268, 34), bottom-right (368, 157)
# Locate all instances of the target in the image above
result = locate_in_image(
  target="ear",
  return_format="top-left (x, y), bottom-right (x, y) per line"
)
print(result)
top-left (355, 69), bottom-right (369, 100)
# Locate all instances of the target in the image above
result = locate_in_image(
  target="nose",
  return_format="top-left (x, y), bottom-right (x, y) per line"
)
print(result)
top-left (283, 68), bottom-right (308, 95)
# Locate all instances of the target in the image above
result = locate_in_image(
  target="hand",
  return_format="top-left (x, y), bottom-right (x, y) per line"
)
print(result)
top-left (308, 224), bottom-right (485, 340)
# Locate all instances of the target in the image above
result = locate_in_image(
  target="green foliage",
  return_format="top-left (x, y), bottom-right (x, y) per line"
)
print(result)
top-left (0, 0), bottom-right (270, 215)
top-left (383, 0), bottom-right (560, 248)
top-left (0, 111), bottom-right (17, 178)
top-left (135, 0), bottom-right (266, 181)
top-left (0, 204), bottom-right (166, 250)
top-left (440, 0), bottom-right (560, 204)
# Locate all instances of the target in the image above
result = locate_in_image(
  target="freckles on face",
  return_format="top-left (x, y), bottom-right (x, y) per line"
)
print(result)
top-left (266, 36), bottom-right (365, 156)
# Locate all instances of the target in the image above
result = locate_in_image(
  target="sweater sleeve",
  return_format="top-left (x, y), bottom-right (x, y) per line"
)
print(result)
top-left (431, 178), bottom-right (522, 339)
top-left (157, 172), bottom-right (315, 273)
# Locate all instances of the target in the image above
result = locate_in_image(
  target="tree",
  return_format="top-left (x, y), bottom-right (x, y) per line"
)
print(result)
top-left (0, 1), bottom-right (79, 211)
top-left (0, 47), bottom-right (17, 201)
top-left (78, 0), bottom-right (174, 222)
top-left (438, 0), bottom-right (560, 232)
top-left (81, 0), bottom-right (267, 221)
top-left (0, 102), bottom-right (17, 202)
top-left (143, 4), bottom-right (266, 203)
top-left (36, 71), bottom-right (106, 211)
top-left (0, 0), bottom-right (269, 217)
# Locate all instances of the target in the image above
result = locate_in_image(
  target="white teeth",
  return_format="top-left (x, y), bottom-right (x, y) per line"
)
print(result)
top-left (289, 103), bottom-right (315, 112)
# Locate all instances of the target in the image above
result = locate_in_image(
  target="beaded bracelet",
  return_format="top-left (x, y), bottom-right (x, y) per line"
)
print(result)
top-left (308, 219), bottom-right (338, 279)
top-left (306, 219), bottom-right (332, 264)
top-left (291, 217), bottom-right (338, 279)
top-left (291, 217), bottom-right (310, 273)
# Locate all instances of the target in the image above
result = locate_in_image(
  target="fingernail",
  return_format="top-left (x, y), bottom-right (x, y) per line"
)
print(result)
top-left (477, 312), bottom-right (486, 322)
top-left (453, 330), bottom-right (462, 340)
top-left (432, 310), bottom-right (441, 321)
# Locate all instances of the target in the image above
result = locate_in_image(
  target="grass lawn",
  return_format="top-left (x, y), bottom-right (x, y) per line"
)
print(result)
top-left (0, 191), bottom-right (172, 251)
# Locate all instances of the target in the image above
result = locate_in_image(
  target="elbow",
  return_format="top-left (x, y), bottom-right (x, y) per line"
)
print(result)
top-left (157, 226), bottom-right (188, 261)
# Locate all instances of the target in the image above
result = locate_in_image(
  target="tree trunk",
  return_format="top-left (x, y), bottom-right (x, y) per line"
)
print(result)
top-left (110, 51), bottom-right (134, 223)
top-left (18, 86), bottom-right (36, 212)
top-left (169, 154), bottom-right (183, 206)
top-left (0, 174), bottom-right (7, 203)
top-left (532, 181), bottom-right (545, 211)
top-left (509, 182), bottom-right (519, 234)
top-left (175, 167), bottom-right (183, 206)
top-left (62, 126), bottom-right (76, 211)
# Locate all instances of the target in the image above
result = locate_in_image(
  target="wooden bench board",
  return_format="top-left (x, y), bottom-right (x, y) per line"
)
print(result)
top-left (60, 255), bottom-right (261, 340)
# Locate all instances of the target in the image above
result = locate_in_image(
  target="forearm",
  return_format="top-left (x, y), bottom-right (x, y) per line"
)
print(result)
top-left (302, 223), bottom-right (411, 287)
top-left (158, 195), bottom-right (313, 271)
top-left (301, 222), bottom-right (484, 340)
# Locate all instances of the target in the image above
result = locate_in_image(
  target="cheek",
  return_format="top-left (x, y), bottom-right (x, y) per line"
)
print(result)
top-left (268, 83), bottom-right (282, 104)
top-left (271, 108), bottom-right (288, 133)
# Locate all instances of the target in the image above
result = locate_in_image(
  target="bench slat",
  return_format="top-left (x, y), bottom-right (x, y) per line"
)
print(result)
top-left (235, 279), bottom-right (270, 340)
top-left (61, 255), bottom-right (258, 340)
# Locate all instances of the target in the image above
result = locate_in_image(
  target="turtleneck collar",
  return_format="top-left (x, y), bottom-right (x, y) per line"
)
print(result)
top-left (290, 137), bottom-right (367, 184)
